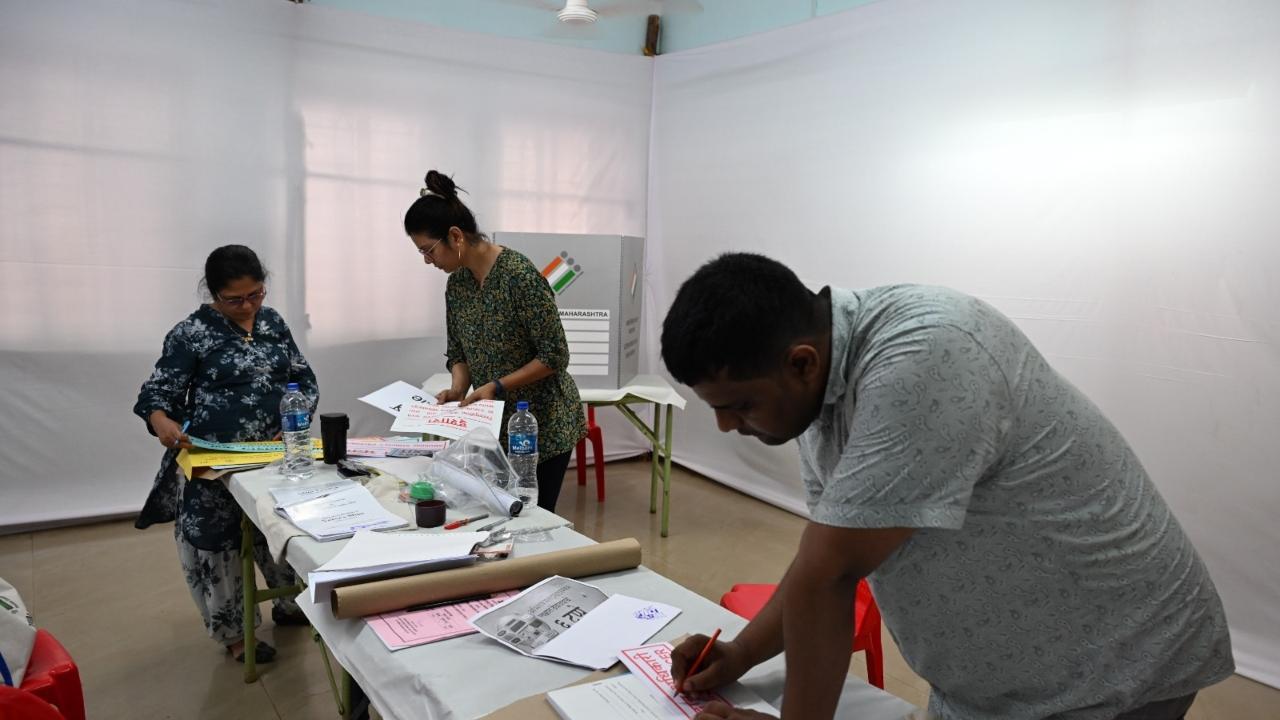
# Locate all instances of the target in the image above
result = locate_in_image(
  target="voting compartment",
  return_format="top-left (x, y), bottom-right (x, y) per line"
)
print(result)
top-left (494, 233), bottom-right (644, 390)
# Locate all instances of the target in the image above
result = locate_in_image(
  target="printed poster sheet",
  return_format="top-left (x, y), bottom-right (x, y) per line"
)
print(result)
top-left (359, 380), bottom-right (437, 416)
top-left (469, 576), bottom-right (679, 669)
top-left (389, 400), bottom-right (504, 441)
top-left (546, 642), bottom-right (776, 720)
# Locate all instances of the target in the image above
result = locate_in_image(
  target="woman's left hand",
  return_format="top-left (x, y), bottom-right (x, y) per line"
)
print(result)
top-left (460, 383), bottom-right (498, 407)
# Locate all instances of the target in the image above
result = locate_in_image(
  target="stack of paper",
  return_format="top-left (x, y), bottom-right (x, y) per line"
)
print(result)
top-left (358, 380), bottom-right (436, 416)
top-left (469, 576), bottom-right (680, 670)
top-left (347, 437), bottom-right (450, 458)
top-left (547, 642), bottom-right (777, 720)
top-left (390, 400), bottom-right (505, 440)
top-left (307, 530), bottom-right (488, 603)
top-left (275, 483), bottom-right (409, 543)
top-left (269, 479), bottom-right (354, 508)
top-left (367, 591), bottom-right (519, 651)
top-left (177, 438), bottom-right (323, 478)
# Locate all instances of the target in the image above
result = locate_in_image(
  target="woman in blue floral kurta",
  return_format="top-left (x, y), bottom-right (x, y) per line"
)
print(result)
top-left (133, 245), bottom-right (318, 663)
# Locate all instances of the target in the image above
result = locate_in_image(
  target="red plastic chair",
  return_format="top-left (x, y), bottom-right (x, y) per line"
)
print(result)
top-left (719, 579), bottom-right (884, 689)
top-left (575, 406), bottom-right (605, 501)
top-left (18, 630), bottom-right (84, 720)
top-left (0, 686), bottom-right (66, 720)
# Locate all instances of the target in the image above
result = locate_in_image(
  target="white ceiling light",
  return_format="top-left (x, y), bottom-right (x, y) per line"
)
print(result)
top-left (558, 0), bottom-right (598, 24)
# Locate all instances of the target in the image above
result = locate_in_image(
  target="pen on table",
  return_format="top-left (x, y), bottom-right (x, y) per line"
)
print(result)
top-left (675, 628), bottom-right (721, 697)
top-left (473, 518), bottom-right (510, 533)
top-left (443, 513), bottom-right (490, 530)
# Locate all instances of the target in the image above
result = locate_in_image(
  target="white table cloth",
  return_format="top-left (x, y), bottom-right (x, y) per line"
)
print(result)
top-left (229, 461), bottom-right (918, 720)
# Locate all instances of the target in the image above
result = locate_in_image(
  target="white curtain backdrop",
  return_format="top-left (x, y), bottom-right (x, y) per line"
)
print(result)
top-left (3, 0), bottom-right (1278, 689)
top-left (648, 0), bottom-right (1280, 687)
top-left (0, 0), bottom-right (651, 530)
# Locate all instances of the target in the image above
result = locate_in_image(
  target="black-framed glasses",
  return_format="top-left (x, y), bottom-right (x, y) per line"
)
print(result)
top-left (217, 288), bottom-right (268, 307)
top-left (418, 239), bottom-right (442, 260)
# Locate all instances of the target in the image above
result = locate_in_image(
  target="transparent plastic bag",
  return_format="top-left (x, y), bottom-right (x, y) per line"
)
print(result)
top-left (426, 427), bottom-right (524, 516)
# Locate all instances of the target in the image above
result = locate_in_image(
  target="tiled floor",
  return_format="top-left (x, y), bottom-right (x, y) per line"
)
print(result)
top-left (1, 458), bottom-right (1276, 718)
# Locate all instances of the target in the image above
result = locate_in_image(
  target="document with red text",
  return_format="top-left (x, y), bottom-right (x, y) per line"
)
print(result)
top-left (389, 400), bottom-right (504, 440)
top-left (546, 641), bottom-right (775, 720)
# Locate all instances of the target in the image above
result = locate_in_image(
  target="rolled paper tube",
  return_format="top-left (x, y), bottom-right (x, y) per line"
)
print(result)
top-left (430, 459), bottom-right (524, 517)
top-left (330, 537), bottom-right (642, 619)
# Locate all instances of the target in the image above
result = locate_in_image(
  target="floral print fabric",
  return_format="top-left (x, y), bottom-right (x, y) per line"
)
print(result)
top-left (133, 304), bottom-right (318, 551)
top-left (445, 247), bottom-right (586, 458)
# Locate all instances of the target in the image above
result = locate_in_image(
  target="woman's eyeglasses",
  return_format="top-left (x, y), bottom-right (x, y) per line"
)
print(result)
top-left (418, 239), bottom-right (442, 260)
top-left (217, 289), bottom-right (268, 307)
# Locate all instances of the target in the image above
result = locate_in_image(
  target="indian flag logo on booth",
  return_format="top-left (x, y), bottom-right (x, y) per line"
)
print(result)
top-left (541, 252), bottom-right (583, 295)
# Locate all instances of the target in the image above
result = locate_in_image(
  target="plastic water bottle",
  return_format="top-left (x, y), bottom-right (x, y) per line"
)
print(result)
top-left (280, 382), bottom-right (314, 480)
top-left (508, 401), bottom-right (539, 508)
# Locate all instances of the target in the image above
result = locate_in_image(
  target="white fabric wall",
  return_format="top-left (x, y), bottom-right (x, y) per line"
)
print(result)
top-left (648, 0), bottom-right (1280, 687)
top-left (0, 0), bottom-right (651, 530)
top-left (3, 0), bottom-right (1277, 689)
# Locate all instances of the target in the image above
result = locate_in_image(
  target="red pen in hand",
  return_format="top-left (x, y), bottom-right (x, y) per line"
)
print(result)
top-left (675, 628), bottom-right (722, 696)
top-left (443, 513), bottom-right (489, 530)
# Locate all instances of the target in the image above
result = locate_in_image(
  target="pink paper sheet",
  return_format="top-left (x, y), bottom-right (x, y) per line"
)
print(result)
top-left (368, 591), bottom-right (519, 651)
top-left (619, 642), bottom-right (732, 718)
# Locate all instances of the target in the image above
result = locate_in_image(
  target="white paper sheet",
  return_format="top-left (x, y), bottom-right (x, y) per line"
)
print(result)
top-left (307, 556), bottom-right (478, 604)
top-left (347, 437), bottom-right (450, 458)
top-left (359, 380), bottom-right (437, 417)
top-left (307, 527), bottom-right (492, 602)
top-left (269, 479), bottom-right (354, 507)
top-left (576, 374), bottom-right (687, 410)
top-left (389, 400), bottom-right (505, 440)
top-left (617, 642), bottom-right (776, 716)
top-left (277, 483), bottom-right (409, 542)
top-left (539, 595), bottom-right (681, 670)
top-left (547, 641), bottom-right (777, 720)
top-left (470, 576), bottom-right (680, 670)
top-left (360, 455), bottom-right (434, 479)
top-left (315, 530), bottom-right (488, 573)
top-left (548, 672), bottom-right (776, 720)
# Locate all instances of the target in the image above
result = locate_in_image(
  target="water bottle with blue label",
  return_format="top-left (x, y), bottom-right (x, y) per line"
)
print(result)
top-left (507, 401), bottom-right (539, 508)
top-left (280, 382), bottom-right (314, 480)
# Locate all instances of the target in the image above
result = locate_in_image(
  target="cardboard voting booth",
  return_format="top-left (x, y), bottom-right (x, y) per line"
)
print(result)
top-left (494, 233), bottom-right (644, 390)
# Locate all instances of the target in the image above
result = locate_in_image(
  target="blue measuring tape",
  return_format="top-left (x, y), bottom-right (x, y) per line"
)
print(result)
top-left (189, 437), bottom-right (286, 453)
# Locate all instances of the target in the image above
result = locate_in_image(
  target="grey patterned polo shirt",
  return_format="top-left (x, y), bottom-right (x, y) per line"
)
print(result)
top-left (797, 285), bottom-right (1233, 719)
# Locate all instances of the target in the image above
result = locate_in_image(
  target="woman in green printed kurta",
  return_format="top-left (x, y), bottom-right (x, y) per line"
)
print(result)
top-left (404, 170), bottom-right (586, 511)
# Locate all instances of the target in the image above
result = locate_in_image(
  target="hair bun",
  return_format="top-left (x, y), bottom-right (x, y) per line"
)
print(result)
top-left (423, 170), bottom-right (460, 199)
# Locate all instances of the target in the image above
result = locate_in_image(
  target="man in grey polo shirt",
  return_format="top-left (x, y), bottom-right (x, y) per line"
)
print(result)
top-left (663, 253), bottom-right (1232, 720)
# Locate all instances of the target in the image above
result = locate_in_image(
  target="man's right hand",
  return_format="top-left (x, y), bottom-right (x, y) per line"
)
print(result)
top-left (435, 388), bottom-right (465, 405)
top-left (150, 411), bottom-right (192, 450)
top-left (672, 635), bottom-right (753, 694)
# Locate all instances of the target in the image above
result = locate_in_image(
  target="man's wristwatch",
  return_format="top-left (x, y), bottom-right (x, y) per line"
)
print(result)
top-left (492, 378), bottom-right (507, 399)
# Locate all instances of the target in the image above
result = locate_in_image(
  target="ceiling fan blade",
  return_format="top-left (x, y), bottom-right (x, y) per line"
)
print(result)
top-left (592, 1), bottom-right (652, 18)
top-left (489, 0), bottom-right (561, 11)
top-left (594, 0), bottom-right (702, 19)
top-left (540, 21), bottom-right (602, 39)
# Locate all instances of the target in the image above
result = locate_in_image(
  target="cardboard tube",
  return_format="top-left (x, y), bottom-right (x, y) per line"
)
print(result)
top-left (330, 538), bottom-right (643, 619)
top-left (430, 459), bottom-right (524, 517)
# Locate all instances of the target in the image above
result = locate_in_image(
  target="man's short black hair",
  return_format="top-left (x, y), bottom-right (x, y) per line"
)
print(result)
top-left (661, 253), bottom-right (822, 386)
